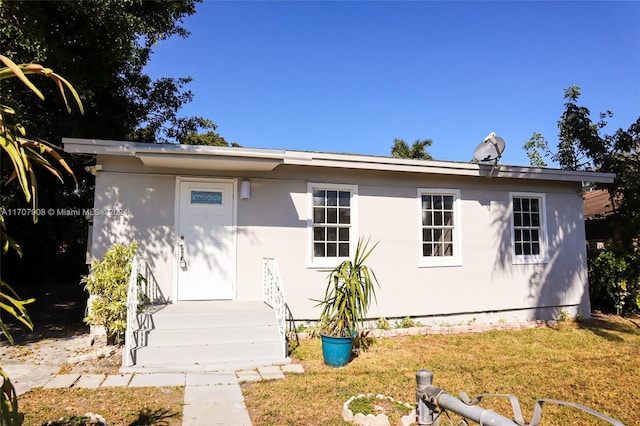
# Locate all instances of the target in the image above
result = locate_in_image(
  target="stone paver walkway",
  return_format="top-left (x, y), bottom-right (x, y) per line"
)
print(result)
top-left (39, 364), bottom-right (305, 426)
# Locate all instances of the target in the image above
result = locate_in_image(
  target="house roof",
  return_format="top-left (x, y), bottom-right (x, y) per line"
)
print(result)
top-left (62, 137), bottom-right (616, 184)
top-left (583, 189), bottom-right (617, 219)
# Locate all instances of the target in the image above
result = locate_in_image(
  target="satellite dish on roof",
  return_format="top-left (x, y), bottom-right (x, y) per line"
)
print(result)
top-left (473, 132), bottom-right (506, 163)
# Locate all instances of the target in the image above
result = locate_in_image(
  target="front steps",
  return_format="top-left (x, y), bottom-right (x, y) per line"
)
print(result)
top-left (122, 301), bottom-right (288, 373)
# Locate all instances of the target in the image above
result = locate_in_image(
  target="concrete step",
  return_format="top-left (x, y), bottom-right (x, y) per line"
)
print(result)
top-left (133, 341), bottom-right (284, 368)
top-left (129, 301), bottom-right (286, 372)
top-left (139, 324), bottom-right (279, 347)
top-left (140, 302), bottom-right (275, 329)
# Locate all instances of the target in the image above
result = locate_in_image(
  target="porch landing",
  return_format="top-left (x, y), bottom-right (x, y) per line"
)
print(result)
top-left (122, 301), bottom-right (289, 373)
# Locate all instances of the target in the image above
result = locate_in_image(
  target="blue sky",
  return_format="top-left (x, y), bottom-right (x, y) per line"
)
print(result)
top-left (144, 1), bottom-right (640, 167)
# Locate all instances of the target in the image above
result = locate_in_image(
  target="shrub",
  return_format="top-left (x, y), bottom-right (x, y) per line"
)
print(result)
top-left (589, 246), bottom-right (640, 316)
top-left (82, 242), bottom-right (137, 345)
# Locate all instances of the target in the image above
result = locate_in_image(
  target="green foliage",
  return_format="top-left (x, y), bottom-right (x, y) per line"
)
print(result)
top-left (312, 238), bottom-right (380, 337)
top-left (1, 369), bottom-right (23, 426)
top-left (391, 138), bottom-right (434, 160)
top-left (375, 317), bottom-right (391, 330)
top-left (589, 247), bottom-right (640, 316)
top-left (0, 56), bottom-right (82, 426)
top-left (0, 0), bottom-right (207, 145)
top-left (523, 132), bottom-right (550, 167)
top-left (523, 86), bottom-right (640, 315)
top-left (394, 316), bottom-right (424, 328)
top-left (82, 242), bottom-right (138, 345)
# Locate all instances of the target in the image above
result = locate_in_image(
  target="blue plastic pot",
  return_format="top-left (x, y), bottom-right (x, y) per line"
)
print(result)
top-left (320, 334), bottom-right (354, 367)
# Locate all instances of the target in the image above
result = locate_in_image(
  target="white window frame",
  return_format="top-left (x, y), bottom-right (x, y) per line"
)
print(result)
top-left (418, 188), bottom-right (462, 267)
top-left (509, 192), bottom-right (549, 265)
top-left (307, 183), bottom-right (358, 268)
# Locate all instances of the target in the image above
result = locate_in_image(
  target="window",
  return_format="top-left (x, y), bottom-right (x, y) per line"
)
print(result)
top-left (308, 183), bottom-right (357, 267)
top-left (419, 189), bottom-right (461, 267)
top-left (510, 192), bottom-right (548, 264)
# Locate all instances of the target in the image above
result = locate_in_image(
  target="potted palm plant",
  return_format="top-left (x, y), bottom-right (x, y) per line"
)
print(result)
top-left (312, 237), bottom-right (380, 367)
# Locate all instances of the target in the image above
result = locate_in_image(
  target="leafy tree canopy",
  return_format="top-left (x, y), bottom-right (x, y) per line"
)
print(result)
top-left (391, 138), bottom-right (433, 160)
top-left (0, 0), bottom-right (232, 145)
top-left (523, 85), bottom-right (640, 314)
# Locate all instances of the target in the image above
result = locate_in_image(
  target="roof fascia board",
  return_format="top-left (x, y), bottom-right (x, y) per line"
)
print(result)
top-left (62, 137), bottom-right (616, 184)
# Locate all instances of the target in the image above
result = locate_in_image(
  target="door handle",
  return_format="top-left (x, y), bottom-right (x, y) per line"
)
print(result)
top-left (179, 236), bottom-right (187, 269)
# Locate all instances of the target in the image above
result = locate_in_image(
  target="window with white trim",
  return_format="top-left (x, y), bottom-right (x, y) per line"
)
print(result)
top-left (510, 192), bottom-right (548, 264)
top-left (309, 183), bottom-right (357, 266)
top-left (419, 189), bottom-right (461, 267)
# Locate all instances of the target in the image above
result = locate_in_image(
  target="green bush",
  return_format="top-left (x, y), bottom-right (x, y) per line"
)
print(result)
top-left (82, 242), bottom-right (137, 345)
top-left (589, 246), bottom-right (640, 316)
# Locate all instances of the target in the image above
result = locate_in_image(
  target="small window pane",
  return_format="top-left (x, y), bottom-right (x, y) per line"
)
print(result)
top-left (422, 211), bottom-right (432, 226)
top-left (515, 243), bottom-right (523, 255)
top-left (444, 212), bottom-right (453, 226)
top-left (327, 227), bottom-right (337, 241)
top-left (434, 196), bottom-right (443, 210)
top-left (327, 243), bottom-right (337, 257)
top-left (434, 229), bottom-right (442, 242)
top-left (327, 208), bottom-right (337, 223)
top-left (423, 229), bottom-right (433, 242)
top-left (422, 195), bottom-right (432, 210)
top-left (523, 214), bottom-right (531, 226)
top-left (443, 196), bottom-right (454, 210)
top-left (514, 213), bottom-right (522, 227)
top-left (523, 243), bottom-right (532, 255)
top-left (338, 243), bottom-right (349, 257)
top-left (423, 244), bottom-right (433, 256)
top-left (531, 213), bottom-right (540, 226)
top-left (339, 227), bottom-right (349, 242)
top-left (314, 243), bottom-right (325, 257)
top-left (314, 208), bottom-right (325, 224)
top-left (313, 190), bottom-right (325, 206)
top-left (523, 229), bottom-right (531, 242)
top-left (522, 198), bottom-right (530, 211)
top-left (339, 209), bottom-right (351, 224)
top-left (434, 212), bottom-right (443, 226)
top-left (443, 243), bottom-right (453, 256)
top-left (433, 244), bottom-right (442, 256)
top-left (443, 229), bottom-right (453, 242)
top-left (532, 243), bottom-right (540, 254)
top-left (338, 191), bottom-right (350, 207)
top-left (531, 198), bottom-right (539, 212)
top-left (313, 227), bottom-right (325, 241)
top-left (327, 191), bottom-right (338, 206)
top-left (513, 198), bottom-right (522, 212)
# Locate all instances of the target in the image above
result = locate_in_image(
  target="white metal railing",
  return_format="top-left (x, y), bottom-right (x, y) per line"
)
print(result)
top-left (263, 257), bottom-right (288, 358)
top-left (123, 255), bottom-right (140, 367)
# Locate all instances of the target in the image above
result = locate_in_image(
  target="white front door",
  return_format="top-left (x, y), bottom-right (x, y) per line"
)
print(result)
top-left (177, 180), bottom-right (236, 300)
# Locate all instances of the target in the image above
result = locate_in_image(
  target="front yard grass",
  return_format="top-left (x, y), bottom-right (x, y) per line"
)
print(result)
top-left (242, 314), bottom-right (639, 425)
top-left (19, 387), bottom-right (183, 426)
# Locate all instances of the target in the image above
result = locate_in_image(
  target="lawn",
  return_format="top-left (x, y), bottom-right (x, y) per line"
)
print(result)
top-left (242, 314), bottom-right (639, 425)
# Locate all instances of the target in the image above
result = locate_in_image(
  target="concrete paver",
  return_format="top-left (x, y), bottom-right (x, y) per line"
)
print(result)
top-left (42, 374), bottom-right (80, 389)
top-left (183, 384), bottom-right (252, 426)
top-left (236, 370), bottom-right (262, 383)
top-left (128, 372), bottom-right (185, 387)
top-left (258, 365), bottom-right (285, 380)
top-left (186, 372), bottom-right (237, 386)
top-left (101, 374), bottom-right (133, 387)
top-left (182, 401), bottom-right (252, 426)
top-left (74, 374), bottom-right (106, 389)
top-left (282, 364), bottom-right (305, 374)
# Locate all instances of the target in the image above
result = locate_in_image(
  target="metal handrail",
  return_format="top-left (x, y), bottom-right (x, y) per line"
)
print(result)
top-left (122, 255), bottom-right (139, 367)
top-left (263, 257), bottom-right (288, 358)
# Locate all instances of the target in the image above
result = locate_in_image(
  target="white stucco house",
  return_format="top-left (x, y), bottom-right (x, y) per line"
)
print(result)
top-left (63, 137), bottom-right (615, 370)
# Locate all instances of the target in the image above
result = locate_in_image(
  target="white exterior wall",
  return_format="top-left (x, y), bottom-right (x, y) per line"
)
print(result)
top-left (91, 154), bottom-right (590, 322)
